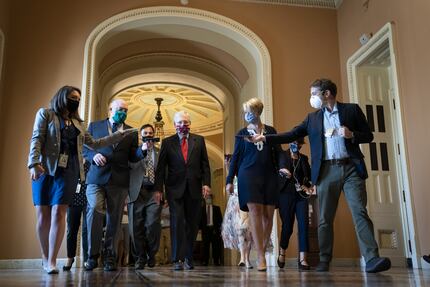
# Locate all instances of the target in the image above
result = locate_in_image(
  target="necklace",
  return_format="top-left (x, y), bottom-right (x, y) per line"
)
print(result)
top-left (247, 126), bottom-right (264, 151)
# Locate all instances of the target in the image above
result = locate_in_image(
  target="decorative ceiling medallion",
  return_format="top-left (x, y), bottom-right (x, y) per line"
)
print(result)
top-left (114, 83), bottom-right (223, 136)
top-left (231, 0), bottom-right (341, 9)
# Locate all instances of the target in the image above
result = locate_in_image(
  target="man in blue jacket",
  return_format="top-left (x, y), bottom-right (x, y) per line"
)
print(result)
top-left (83, 99), bottom-right (144, 271)
top-left (251, 79), bottom-right (391, 273)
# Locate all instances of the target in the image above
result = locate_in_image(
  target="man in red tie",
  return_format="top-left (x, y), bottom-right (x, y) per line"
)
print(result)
top-left (154, 111), bottom-right (211, 271)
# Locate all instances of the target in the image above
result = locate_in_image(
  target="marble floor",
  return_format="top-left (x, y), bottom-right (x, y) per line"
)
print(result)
top-left (0, 266), bottom-right (429, 287)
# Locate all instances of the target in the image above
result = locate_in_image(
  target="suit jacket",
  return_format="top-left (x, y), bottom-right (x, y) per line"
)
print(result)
top-left (28, 108), bottom-right (125, 181)
top-left (83, 119), bottom-right (142, 187)
top-left (266, 102), bottom-right (373, 184)
top-left (200, 204), bottom-right (223, 232)
top-left (128, 147), bottom-right (159, 203)
top-left (154, 133), bottom-right (211, 200)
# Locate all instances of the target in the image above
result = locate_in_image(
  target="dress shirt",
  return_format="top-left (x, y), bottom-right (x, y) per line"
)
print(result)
top-left (323, 104), bottom-right (350, 160)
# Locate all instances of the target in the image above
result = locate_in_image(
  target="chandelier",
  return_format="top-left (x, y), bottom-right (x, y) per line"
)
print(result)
top-left (153, 97), bottom-right (165, 141)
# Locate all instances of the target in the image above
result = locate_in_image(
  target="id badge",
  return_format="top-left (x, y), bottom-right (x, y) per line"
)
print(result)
top-left (325, 128), bottom-right (335, 138)
top-left (295, 183), bottom-right (302, 192)
top-left (58, 153), bottom-right (69, 168)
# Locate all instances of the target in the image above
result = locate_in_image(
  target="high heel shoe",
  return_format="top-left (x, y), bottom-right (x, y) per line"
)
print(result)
top-left (46, 266), bottom-right (59, 274)
top-left (245, 261), bottom-right (253, 269)
top-left (238, 261), bottom-right (246, 267)
top-left (277, 253), bottom-right (285, 268)
top-left (298, 259), bottom-right (310, 271)
top-left (257, 259), bottom-right (267, 272)
top-left (63, 258), bottom-right (75, 271)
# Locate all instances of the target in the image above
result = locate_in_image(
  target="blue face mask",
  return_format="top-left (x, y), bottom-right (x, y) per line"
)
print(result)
top-left (244, 112), bottom-right (258, 124)
top-left (290, 142), bottom-right (299, 154)
top-left (112, 110), bottom-right (127, 124)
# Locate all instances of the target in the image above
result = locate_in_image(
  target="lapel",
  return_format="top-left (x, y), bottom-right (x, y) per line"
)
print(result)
top-left (102, 119), bottom-right (115, 151)
top-left (337, 102), bottom-right (346, 126)
top-left (154, 148), bottom-right (159, 169)
top-left (173, 134), bottom-right (185, 163)
top-left (53, 112), bottom-right (61, 144)
top-left (187, 134), bottom-right (195, 162)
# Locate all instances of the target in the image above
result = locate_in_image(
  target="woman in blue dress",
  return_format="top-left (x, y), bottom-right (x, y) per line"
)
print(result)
top-left (225, 98), bottom-right (283, 271)
top-left (28, 86), bottom-right (134, 274)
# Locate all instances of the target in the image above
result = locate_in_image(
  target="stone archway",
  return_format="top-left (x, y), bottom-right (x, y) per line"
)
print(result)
top-left (81, 6), bottom-right (273, 125)
top-left (81, 5), bottom-right (276, 266)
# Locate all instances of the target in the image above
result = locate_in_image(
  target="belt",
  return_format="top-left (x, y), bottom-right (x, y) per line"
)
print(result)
top-left (323, 158), bottom-right (351, 165)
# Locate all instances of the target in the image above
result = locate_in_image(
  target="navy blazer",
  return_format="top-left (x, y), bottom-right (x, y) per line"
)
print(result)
top-left (154, 133), bottom-right (211, 200)
top-left (266, 102), bottom-right (373, 184)
top-left (83, 119), bottom-right (142, 187)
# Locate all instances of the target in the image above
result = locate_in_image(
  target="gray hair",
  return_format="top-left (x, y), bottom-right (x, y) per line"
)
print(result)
top-left (173, 110), bottom-right (191, 123)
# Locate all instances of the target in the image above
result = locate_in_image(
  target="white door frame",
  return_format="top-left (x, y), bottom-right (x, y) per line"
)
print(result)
top-left (347, 23), bottom-right (420, 268)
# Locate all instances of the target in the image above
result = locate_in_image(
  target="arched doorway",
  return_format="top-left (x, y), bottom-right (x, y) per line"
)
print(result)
top-left (81, 6), bottom-right (275, 266)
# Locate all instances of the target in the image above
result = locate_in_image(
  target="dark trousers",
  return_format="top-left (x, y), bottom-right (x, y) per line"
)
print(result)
top-left (279, 190), bottom-right (309, 252)
top-left (168, 188), bottom-right (202, 262)
top-left (202, 226), bottom-right (222, 265)
top-left (66, 205), bottom-right (88, 262)
top-left (128, 190), bottom-right (162, 264)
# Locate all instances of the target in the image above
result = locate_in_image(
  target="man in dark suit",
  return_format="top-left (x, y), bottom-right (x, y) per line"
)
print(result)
top-left (200, 194), bottom-right (223, 266)
top-left (251, 79), bottom-right (391, 273)
top-left (128, 124), bottom-right (162, 270)
top-left (154, 110), bottom-right (211, 271)
top-left (83, 99), bottom-right (143, 271)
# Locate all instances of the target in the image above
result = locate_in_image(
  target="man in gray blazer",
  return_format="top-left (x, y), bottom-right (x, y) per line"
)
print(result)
top-left (128, 124), bottom-right (162, 270)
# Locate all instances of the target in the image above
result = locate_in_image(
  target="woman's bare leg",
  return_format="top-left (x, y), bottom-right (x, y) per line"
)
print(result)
top-left (35, 206), bottom-right (51, 268)
top-left (247, 203), bottom-right (265, 270)
top-left (48, 204), bottom-right (67, 268)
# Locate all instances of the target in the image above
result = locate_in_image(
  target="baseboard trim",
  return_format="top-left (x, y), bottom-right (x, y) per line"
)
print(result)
top-left (0, 258), bottom-right (69, 269)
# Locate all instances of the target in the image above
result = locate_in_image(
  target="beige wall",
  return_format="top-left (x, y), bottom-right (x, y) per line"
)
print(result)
top-left (0, 0), bottom-right (360, 260)
top-left (0, 0), bottom-right (10, 144)
top-left (337, 0), bottom-right (430, 257)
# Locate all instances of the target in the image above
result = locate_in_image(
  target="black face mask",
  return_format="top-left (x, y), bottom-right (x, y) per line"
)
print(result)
top-left (67, 99), bottom-right (80, 113)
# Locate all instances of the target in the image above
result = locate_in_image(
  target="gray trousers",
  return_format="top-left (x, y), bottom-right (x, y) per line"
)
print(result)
top-left (128, 190), bottom-right (162, 264)
top-left (317, 161), bottom-right (379, 263)
top-left (86, 183), bottom-right (128, 262)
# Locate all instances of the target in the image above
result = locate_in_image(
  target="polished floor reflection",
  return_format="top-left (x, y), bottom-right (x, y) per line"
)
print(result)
top-left (0, 266), bottom-right (429, 287)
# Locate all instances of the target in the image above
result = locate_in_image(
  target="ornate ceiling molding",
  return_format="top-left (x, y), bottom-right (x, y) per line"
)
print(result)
top-left (113, 83), bottom-right (224, 136)
top-left (81, 6), bottom-right (273, 125)
top-left (232, 0), bottom-right (343, 9)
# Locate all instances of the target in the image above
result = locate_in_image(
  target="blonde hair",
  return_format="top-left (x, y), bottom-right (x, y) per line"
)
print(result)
top-left (242, 98), bottom-right (263, 116)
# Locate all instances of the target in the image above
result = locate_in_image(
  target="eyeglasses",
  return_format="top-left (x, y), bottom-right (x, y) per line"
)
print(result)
top-left (311, 90), bottom-right (322, 96)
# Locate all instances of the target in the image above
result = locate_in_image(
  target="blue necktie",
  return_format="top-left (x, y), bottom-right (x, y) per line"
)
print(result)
top-left (112, 123), bottom-right (118, 133)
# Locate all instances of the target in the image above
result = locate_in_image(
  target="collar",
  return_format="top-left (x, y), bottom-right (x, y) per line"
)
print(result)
top-left (324, 102), bottom-right (338, 114)
top-left (178, 133), bottom-right (189, 140)
top-left (109, 118), bottom-right (123, 128)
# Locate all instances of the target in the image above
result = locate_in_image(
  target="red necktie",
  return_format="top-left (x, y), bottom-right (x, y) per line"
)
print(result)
top-left (181, 137), bottom-right (188, 163)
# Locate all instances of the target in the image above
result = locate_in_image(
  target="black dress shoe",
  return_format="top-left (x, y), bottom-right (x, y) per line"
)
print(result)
top-left (365, 257), bottom-right (391, 273)
top-left (62, 258), bottom-right (75, 271)
top-left (298, 260), bottom-right (311, 271)
top-left (147, 257), bottom-right (156, 268)
top-left (277, 253), bottom-right (285, 269)
top-left (184, 259), bottom-right (194, 270)
top-left (173, 261), bottom-right (184, 271)
top-left (104, 262), bottom-right (117, 271)
top-left (84, 259), bottom-right (98, 271)
top-left (423, 255), bottom-right (430, 264)
top-left (315, 261), bottom-right (329, 272)
top-left (135, 262), bottom-right (145, 270)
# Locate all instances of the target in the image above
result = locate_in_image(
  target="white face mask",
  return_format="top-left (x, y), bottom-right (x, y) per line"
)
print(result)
top-left (309, 95), bottom-right (323, 109)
